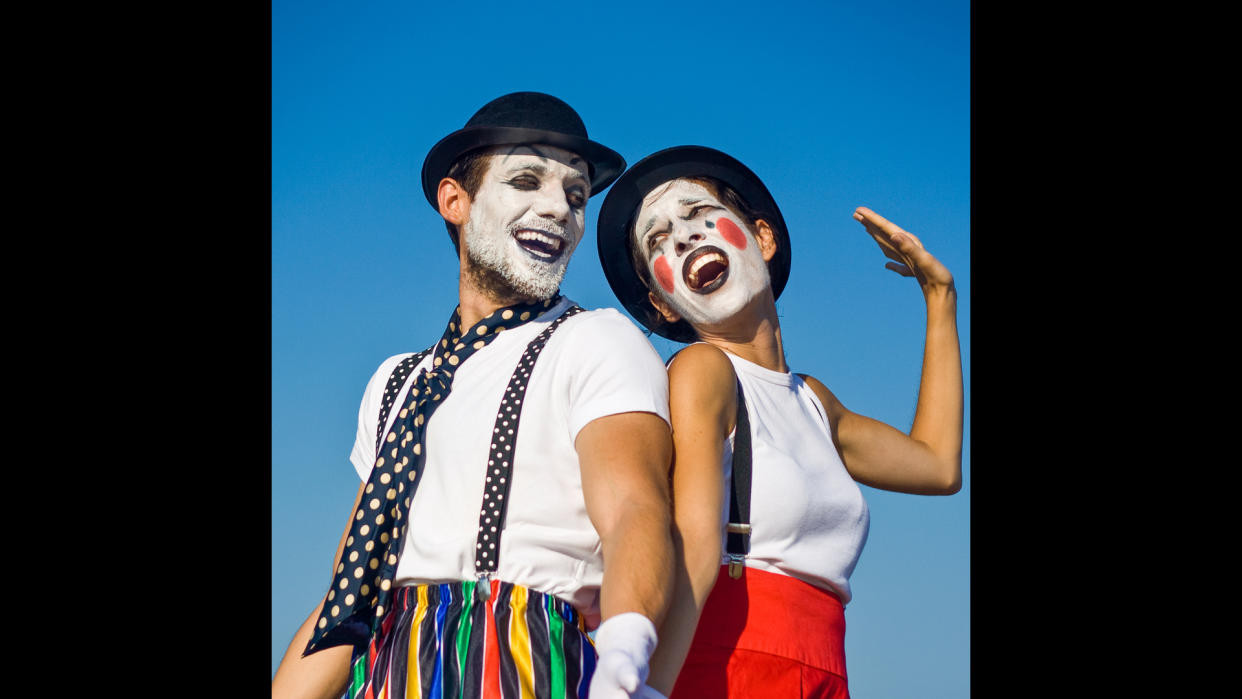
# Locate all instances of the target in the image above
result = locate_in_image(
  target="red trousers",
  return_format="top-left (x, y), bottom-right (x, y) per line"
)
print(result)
top-left (670, 566), bottom-right (849, 699)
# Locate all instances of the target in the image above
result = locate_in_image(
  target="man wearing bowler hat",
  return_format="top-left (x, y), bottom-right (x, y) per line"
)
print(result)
top-left (273, 92), bottom-right (673, 699)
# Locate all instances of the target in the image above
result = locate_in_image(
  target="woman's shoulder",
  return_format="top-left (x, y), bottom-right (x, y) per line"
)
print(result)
top-left (667, 343), bottom-right (739, 433)
top-left (668, 342), bottom-right (735, 376)
top-left (667, 343), bottom-right (737, 403)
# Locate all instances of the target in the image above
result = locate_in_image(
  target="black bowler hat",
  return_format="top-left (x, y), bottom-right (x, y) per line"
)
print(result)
top-left (596, 146), bottom-right (792, 343)
top-left (420, 92), bottom-right (626, 211)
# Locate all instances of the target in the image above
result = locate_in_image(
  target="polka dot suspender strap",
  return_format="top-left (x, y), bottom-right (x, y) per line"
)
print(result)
top-left (472, 303), bottom-right (584, 600)
top-left (304, 295), bottom-right (564, 657)
top-left (726, 378), bottom-right (752, 579)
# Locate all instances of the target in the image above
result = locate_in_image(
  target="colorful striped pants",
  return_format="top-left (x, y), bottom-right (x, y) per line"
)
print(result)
top-left (350, 579), bottom-right (597, 699)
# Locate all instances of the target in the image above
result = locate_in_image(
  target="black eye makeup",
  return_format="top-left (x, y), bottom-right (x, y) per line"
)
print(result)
top-left (506, 175), bottom-right (539, 189)
top-left (645, 226), bottom-right (669, 252)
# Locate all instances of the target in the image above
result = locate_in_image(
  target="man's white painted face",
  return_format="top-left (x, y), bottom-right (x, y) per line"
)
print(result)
top-left (633, 179), bottom-right (771, 328)
top-left (463, 145), bottom-right (590, 301)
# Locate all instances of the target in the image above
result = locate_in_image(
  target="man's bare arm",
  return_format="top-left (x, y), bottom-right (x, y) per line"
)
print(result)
top-left (271, 481), bottom-right (365, 699)
top-left (577, 411), bottom-right (674, 626)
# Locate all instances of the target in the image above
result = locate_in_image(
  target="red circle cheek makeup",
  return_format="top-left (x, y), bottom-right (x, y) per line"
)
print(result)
top-left (654, 255), bottom-right (676, 294)
top-left (716, 218), bottom-right (748, 250)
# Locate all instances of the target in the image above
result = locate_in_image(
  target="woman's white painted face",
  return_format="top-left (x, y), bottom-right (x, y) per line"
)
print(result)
top-left (464, 145), bottom-right (590, 300)
top-left (633, 179), bottom-right (771, 328)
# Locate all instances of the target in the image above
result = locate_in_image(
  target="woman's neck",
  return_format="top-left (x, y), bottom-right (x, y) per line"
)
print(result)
top-left (692, 293), bottom-right (788, 373)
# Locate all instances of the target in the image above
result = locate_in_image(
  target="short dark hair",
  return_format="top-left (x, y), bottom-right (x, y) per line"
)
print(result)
top-left (441, 148), bottom-right (495, 255)
top-left (626, 175), bottom-right (782, 340)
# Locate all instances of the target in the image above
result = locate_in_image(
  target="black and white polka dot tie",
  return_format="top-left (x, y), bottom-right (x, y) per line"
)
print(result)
top-left (304, 295), bottom-right (563, 656)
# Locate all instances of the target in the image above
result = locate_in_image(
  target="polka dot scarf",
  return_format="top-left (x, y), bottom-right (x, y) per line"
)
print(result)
top-left (305, 295), bottom-right (568, 656)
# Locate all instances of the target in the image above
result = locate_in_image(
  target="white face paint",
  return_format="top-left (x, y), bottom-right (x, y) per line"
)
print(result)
top-left (463, 145), bottom-right (590, 300)
top-left (633, 179), bottom-right (771, 328)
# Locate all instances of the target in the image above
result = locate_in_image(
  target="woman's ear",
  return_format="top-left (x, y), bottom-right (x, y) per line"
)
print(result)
top-left (753, 219), bottom-right (779, 263)
top-left (647, 291), bottom-right (682, 324)
top-left (438, 177), bottom-right (470, 227)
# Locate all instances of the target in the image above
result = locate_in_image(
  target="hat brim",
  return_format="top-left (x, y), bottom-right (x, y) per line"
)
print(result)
top-left (596, 146), bottom-right (792, 343)
top-left (421, 126), bottom-right (626, 210)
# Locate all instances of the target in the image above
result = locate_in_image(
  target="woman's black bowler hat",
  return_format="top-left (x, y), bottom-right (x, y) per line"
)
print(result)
top-left (420, 92), bottom-right (626, 211)
top-left (596, 145), bottom-right (792, 343)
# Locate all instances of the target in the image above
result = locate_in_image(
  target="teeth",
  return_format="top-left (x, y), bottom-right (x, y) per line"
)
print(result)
top-left (691, 252), bottom-right (726, 275)
top-left (689, 252), bottom-right (727, 285)
top-left (514, 229), bottom-right (564, 251)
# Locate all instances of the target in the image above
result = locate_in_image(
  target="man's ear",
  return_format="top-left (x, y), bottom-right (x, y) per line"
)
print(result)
top-left (647, 291), bottom-right (682, 324)
top-left (753, 219), bottom-right (779, 263)
top-left (438, 177), bottom-right (470, 227)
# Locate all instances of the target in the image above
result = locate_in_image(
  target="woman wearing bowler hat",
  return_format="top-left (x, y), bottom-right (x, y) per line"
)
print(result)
top-left (596, 146), bottom-right (963, 698)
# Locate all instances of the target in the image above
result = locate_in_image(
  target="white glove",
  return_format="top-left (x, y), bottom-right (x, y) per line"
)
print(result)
top-left (588, 612), bottom-right (663, 699)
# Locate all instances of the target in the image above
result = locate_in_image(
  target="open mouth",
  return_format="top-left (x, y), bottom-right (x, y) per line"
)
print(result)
top-left (513, 228), bottom-right (567, 262)
top-left (682, 245), bottom-right (730, 294)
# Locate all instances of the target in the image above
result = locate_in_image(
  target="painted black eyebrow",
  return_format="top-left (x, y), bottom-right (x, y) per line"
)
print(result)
top-left (503, 144), bottom-right (587, 171)
top-left (640, 197), bottom-right (721, 239)
top-left (515, 144), bottom-right (584, 166)
top-left (677, 199), bottom-right (723, 224)
top-left (505, 162), bottom-right (549, 175)
top-left (679, 197), bottom-right (729, 212)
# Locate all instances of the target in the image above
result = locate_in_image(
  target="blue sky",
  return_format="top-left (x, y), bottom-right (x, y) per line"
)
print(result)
top-left (272, 1), bottom-right (970, 696)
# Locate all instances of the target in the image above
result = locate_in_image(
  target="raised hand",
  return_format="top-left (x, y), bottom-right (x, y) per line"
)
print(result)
top-left (853, 206), bottom-right (954, 294)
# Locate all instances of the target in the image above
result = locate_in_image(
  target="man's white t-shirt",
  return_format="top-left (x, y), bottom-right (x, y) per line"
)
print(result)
top-left (349, 298), bottom-right (669, 629)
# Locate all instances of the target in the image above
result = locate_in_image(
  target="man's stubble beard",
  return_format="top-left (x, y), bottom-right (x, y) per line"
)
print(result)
top-left (463, 218), bottom-right (574, 303)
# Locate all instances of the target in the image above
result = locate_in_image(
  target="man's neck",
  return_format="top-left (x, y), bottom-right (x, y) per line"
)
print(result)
top-left (457, 273), bottom-right (559, 330)
top-left (457, 282), bottom-right (516, 330)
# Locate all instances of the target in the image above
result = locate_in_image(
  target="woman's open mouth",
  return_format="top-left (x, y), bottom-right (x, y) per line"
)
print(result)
top-left (682, 245), bottom-right (730, 294)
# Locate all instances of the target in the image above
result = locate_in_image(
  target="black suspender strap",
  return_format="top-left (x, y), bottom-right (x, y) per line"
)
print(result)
top-left (370, 305), bottom-right (584, 603)
top-left (472, 304), bottom-right (583, 599)
top-left (726, 377), bottom-right (752, 579)
top-left (370, 306), bottom-right (583, 608)
top-left (376, 350), bottom-right (434, 456)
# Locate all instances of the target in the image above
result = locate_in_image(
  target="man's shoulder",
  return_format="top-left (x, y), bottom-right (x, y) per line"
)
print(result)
top-left (561, 304), bottom-right (640, 333)
top-left (553, 304), bottom-right (664, 371)
top-left (378, 349), bottom-right (426, 370)
top-left (364, 350), bottom-right (426, 388)
top-left (549, 303), bottom-right (670, 425)
top-left (559, 304), bottom-right (655, 346)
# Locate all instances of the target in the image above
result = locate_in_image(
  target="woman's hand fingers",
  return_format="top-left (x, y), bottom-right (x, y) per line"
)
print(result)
top-left (854, 206), bottom-right (954, 289)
